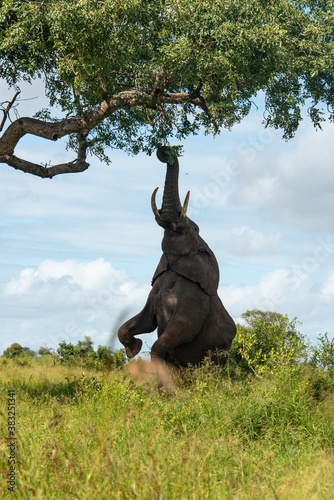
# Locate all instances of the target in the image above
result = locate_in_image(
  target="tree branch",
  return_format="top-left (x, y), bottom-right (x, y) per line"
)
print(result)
top-left (152, 48), bottom-right (198, 102)
top-left (0, 153), bottom-right (89, 178)
top-left (0, 91), bottom-right (21, 132)
top-left (0, 88), bottom-right (216, 177)
top-left (0, 132), bottom-right (90, 178)
top-left (163, 91), bottom-right (219, 132)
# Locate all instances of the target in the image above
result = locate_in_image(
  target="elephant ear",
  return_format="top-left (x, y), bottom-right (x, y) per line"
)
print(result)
top-left (151, 254), bottom-right (169, 285)
top-left (172, 250), bottom-right (219, 296)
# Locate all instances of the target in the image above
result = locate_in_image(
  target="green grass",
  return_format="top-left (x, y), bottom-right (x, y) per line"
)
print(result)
top-left (1, 357), bottom-right (334, 499)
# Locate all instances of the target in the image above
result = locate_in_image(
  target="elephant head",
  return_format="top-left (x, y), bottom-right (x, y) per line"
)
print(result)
top-left (151, 146), bottom-right (219, 296)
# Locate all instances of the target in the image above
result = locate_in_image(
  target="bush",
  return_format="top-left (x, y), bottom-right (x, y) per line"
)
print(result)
top-left (96, 345), bottom-right (127, 369)
top-left (57, 337), bottom-right (126, 370)
top-left (230, 310), bottom-right (308, 376)
top-left (309, 333), bottom-right (334, 373)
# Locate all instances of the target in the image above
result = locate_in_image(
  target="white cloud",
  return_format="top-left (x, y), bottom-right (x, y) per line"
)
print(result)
top-left (234, 121), bottom-right (334, 232)
top-left (220, 266), bottom-right (334, 341)
top-left (229, 226), bottom-right (281, 256)
top-left (1, 259), bottom-right (151, 353)
top-left (235, 176), bottom-right (280, 209)
top-left (220, 269), bottom-right (290, 315)
top-left (320, 271), bottom-right (334, 299)
top-left (4, 258), bottom-right (128, 296)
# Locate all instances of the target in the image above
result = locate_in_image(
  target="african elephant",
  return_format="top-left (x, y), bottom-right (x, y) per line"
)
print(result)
top-left (118, 147), bottom-right (236, 367)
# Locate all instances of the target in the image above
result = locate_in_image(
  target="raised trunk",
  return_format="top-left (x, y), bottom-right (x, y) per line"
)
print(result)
top-left (157, 147), bottom-right (182, 222)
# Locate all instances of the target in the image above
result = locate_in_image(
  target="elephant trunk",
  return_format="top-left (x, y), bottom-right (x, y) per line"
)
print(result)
top-left (155, 146), bottom-right (189, 223)
top-left (160, 159), bottom-right (181, 222)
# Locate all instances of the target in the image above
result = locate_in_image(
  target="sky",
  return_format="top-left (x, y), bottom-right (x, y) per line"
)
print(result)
top-left (1, 78), bottom-right (334, 356)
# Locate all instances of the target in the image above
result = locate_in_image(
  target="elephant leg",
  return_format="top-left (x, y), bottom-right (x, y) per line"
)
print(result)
top-left (150, 310), bottom-right (206, 362)
top-left (118, 300), bottom-right (157, 358)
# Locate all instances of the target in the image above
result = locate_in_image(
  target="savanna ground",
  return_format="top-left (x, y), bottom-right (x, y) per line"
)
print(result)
top-left (1, 348), bottom-right (334, 500)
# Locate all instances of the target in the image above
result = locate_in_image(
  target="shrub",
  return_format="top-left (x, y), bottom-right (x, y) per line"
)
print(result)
top-left (309, 333), bottom-right (334, 373)
top-left (56, 337), bottom-right (126, 370)
top-left (96, 345), bottom-right (127, 369)
top-left (230, 310), bottom-right (308, 376)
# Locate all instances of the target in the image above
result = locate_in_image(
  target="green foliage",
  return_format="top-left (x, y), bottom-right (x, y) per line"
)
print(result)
top-left (21, 346), bottom-right (36, 357)
top-left (230, 310), bottom-right (308, 376)
top-left (3, 343), bottom-right (36, 360)
top-left (57, 336), bottom-right (94, 362)
top-left (57, 336), bottom-right (126, 370)
top-left (2, 337), bottom-right (125, 370)
top-left (38, 346), bottom-right (54, 356)
top-left (3, 342), bottom-right (24, 358)
top-left (310, 332), bottom-right (334, 372)
top-left (158, 144), bottom-right (184, 164)
top-left (96, 344), bottom-right (127, 369)
top-left (56, 340), bottom-right (76, 362)
top-left (0, 357), bottom-right (333, 498)
top-left (1, 0), bottom-right (334, 167)
top-left (12, 354), bottom-right (32, 367)
top-left (74, 336), bottom-right (94, 358)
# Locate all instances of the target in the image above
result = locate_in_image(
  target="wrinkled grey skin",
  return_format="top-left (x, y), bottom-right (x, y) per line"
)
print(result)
top-left (118, 147), bottom-right (236, 367)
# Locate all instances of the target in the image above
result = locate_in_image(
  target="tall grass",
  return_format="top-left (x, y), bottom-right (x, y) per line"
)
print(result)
top-left (1, 356), bottom-right (333, 499)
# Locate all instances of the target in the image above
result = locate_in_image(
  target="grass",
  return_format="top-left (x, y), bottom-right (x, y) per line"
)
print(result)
top-left (0, 356), bottom-right (334, 499)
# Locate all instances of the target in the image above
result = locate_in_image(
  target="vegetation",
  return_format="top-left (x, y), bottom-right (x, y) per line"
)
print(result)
top-left (1, 0), bottom-right (334, 177)
top-left (38, 346), bottom-right (54, 357)
top-left (3, 343), bottom-right (35, 359)
top-left (1, 310), bottom-right (333, 498)
top-left (3, 336), bottom-right (127, 370)
top-left (230, 310), bottom-right (308, 377)
top-left (56, 336), bottom-right (127, 369)
top-left (2, 342), bottom-right (24, 358)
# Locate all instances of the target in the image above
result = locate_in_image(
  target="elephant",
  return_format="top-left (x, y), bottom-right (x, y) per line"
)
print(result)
top-left (118, 147), bottom-right (236, 367)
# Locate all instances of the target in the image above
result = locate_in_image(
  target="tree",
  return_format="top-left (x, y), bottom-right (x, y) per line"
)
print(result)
top-left (75, 336), bottom-right (94, 358)
top-left (22, 346), bottom-right (36, 356)
top-left (1, 0), bottom-right (333, 178)
top-left (57, 340), bottom-right (76, 362)
top-left (38, 346), bottom-right (54, 356)
top-left (231, 310), bottom-right (307, 376)
top-left (56, 337), bottom-right (126, 368)
top-left (310, 333), bottom-right (334, 372)
top-left (57, 336), bottom-right (94, 362)
top-left (3, 342), bottom-right (23, 358)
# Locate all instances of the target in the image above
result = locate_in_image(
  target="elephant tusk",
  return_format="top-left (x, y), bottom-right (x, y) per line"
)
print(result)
top-left (180, 191), bottom-right (190, 220)
top-left (151, 187), bottom-right (161, 219)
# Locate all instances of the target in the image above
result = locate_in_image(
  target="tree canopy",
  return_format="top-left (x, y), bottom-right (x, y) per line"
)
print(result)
top-left (0, 0), bottom-right (334, 177)
top-left (3, 342), bottom-right (24, 358)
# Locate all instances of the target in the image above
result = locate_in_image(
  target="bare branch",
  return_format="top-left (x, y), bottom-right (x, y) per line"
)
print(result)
top-left (0, 153), bottom-right (89, 178)
top-left (0, 99), bottom-right (113, 156)
top-left (0, 91), bottom-right (21, 132)
top-left (0, 132), bottom-right (90, 178)
top-left (0, 88), bottom-right (216, 177)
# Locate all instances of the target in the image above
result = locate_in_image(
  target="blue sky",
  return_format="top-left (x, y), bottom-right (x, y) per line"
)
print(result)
top-left (1, 79), bottom-right (334, 355)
